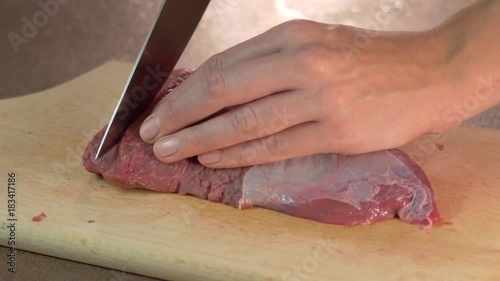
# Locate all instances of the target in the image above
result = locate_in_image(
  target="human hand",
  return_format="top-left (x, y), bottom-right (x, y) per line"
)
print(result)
top-left (139, 19), bottom-right (460, 168)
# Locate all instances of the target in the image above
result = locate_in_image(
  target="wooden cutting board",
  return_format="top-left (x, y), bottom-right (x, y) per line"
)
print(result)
top-left (0, 61), bottom-right (499, 281)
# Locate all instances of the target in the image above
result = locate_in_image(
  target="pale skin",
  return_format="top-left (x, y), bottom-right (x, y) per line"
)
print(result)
top-left (140, 0), bottom-right (499, 168)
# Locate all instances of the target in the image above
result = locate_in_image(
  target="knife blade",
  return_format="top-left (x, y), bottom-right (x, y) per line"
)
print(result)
top-left (95, 0), bottom-right (211, 160)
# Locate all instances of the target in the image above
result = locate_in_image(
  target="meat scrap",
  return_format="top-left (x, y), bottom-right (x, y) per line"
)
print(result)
top-left (82, 70), bottom-right (441, 227)
top-left (32, 212), bottom-right (47, 222)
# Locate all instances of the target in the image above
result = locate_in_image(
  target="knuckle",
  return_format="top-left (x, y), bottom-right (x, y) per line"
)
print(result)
top-left (262, 134), bottom-right (285, 155)
top-left (294, 45), bottom-right (335, 77)
top-left (188, 127), bottom-right (205, 149)
top-left (207, 53), bottom-right (226, 73)
top-left (207, 72), bottom-right (226, 100)
top-left (205, 54), bottom-right (227, 100)
top-left (231, 107), bottom-right (259, 134)
top-left (238, 141), bottom-right (258, 164)
top-left (279, 19), bottom-right (315, 43)
top-left (277, 19), bottom-right (328, 46)
top-left (157, 100), bottom-right (176, 121)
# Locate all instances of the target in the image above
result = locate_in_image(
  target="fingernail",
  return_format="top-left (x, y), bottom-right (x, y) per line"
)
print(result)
top-left (155, 137), bottom-right (180, 158)
top-left (140, 116), bottom-right (160, 141)
top-left (199, 150), bottom-right (222, 165)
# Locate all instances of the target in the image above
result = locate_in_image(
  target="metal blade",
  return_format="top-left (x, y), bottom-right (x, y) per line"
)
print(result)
top-left (95, 0), bottom-right (211, 159)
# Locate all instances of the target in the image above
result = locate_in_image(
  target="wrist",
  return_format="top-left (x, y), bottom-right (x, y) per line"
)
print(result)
top-left (423, 0), bottom-right (500, 132)
top-left (445, 0), bottom-right (499, 99)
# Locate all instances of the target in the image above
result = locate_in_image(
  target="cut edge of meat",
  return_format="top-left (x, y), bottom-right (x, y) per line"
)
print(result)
top-left (82, 68), bottom-right (442, 229)
top-left (389, 149), bottom-right (442, 228)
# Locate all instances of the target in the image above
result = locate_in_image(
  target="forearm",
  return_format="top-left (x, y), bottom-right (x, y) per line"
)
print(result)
top-left (431, 0), bottom-right (500, 131)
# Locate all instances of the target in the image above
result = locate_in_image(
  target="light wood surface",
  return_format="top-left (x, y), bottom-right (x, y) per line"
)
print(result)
top-left (0, 61), bottom-right (499, 281)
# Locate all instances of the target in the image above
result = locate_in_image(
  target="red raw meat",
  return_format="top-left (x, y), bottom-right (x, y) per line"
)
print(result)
top-left (82, 69), bottom-right (441, 227)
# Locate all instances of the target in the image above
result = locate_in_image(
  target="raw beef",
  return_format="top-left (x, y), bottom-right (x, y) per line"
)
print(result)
top-left (82, 69), bottom-right (442, 227)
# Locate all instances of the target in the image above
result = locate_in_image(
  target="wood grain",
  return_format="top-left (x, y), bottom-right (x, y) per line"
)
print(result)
top-left (0, 61), bottom-right (499, 281)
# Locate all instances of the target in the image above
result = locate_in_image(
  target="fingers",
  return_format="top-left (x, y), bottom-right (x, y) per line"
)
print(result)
top-left (139, 20), bottom-right (329, 144)
top-left (151, 91), bottom-right (316, 163)
top-left (197, 122), bottom-right (326, 168)
top-left (148, 22), bottom-right (296, 115)
top-left (140, 52), bottom-right (301, 143)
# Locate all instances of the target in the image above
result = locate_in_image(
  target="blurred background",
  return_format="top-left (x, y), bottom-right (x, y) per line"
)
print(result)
top-left (0, 0), bottom-right (498, 280)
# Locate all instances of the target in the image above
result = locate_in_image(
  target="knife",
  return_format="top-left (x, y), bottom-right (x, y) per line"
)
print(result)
top-left (95, 0), bottom-right (211, 160)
